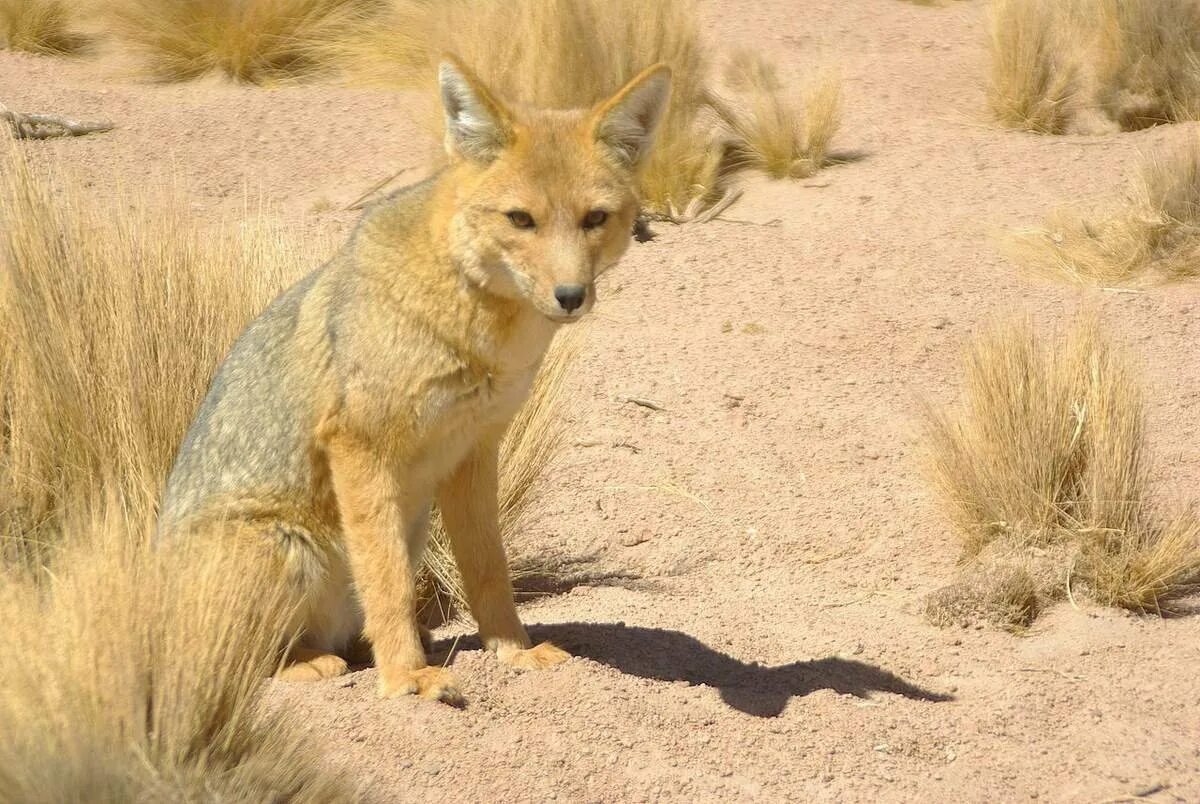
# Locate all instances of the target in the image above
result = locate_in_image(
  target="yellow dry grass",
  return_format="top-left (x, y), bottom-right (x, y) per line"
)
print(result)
top-left (103, 0), bottom-right (382, 83)
top-left (334, 0), bottom-right (839, 219)
top-left (0, 515), bottom-right (354, 801)
top-left (715, 50), bottom-right (842, 181)
top-left (923, 316), bottom-right (1200, 623)
top-left (0, 144), bottom-right (349, 799)
top-left (0, 148), bottom-right (297, 566)
top-left (986, 0), bottom-right (1078, 134)
top-left (924, 561), bottom-right (1041, 630)
top-left (1009, 137), bottom-right (1200, 286)
top-left (0, 0), bottom-right (88, 55)
top-left (986, 0), bottom-right (1200, 133)
top-left (1091, 0), bottom-right (1200, 130)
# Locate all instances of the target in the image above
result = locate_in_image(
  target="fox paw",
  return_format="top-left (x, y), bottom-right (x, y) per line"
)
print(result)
top-left (276, 652), bottom-right (349, 682)
top-left (499, 641), bottom-right (571, 670)
top-left (379, 666), bottom-right (464, 706)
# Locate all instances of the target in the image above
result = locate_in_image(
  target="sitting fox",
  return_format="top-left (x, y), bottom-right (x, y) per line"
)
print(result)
top-left (158, 58), bottom-right (671, 705)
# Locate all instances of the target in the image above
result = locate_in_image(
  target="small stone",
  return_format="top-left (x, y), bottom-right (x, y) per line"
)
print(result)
top-left (620, 529), bottom-right (651, 547)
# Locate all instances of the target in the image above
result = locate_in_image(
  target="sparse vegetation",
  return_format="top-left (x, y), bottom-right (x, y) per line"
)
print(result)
top-left (0, 0), bottom-right (88, 55)
top-left (1092, 0), bottom-right (1200, 130)
top-left (986, 0), bottom-right (1077, 134)
top-left (0, 519), bottom-right (354, 801)
top-left (987, 0), bottom-right (1200, 133)
top-left (104, 0), bottom-right (381, 83)
top-left (714, 50), bottom-right (842, 181)
top-left (924, 560), bottom-right (1041, 630)
top-left (0, 145), bottom-right (298, 565)
top-left (0, 142), bottom-right (349, 801)
top-left (1009, 137), bottom-right (1200, 286)
top-left (5, 0), bottom-right (843, 216)
top-left (923, 317), bottom-right (1200, 626)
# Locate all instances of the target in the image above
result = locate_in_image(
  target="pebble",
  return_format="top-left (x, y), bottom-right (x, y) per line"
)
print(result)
top-left (620, 529), bottom-right (651, 547)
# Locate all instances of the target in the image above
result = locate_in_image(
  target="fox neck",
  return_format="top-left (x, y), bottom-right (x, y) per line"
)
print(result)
top-left (354, 172), bottom-right (558, 375)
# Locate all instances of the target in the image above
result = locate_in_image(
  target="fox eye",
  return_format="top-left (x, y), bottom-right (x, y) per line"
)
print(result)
top-left (506, 210), bottom-right (536, 229)
top-left (582, 209), bottom-right (609, 229)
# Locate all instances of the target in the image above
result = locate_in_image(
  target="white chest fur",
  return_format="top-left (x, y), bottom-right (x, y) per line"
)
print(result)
top-left (408, 313), bottom-right (555, 492)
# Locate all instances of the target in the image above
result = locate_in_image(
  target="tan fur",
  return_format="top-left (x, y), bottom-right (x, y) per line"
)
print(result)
top-left (158, 59), bottom-right (671, 704)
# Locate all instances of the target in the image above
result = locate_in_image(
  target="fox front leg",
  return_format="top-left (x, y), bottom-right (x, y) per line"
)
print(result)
top-left (437, 436), bottom-right (569, 670)
top-left (327, 434), bottom-right (464, 704)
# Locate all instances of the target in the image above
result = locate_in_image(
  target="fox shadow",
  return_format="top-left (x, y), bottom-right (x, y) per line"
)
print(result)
top-left (435, 622), bottom-right (953, 718)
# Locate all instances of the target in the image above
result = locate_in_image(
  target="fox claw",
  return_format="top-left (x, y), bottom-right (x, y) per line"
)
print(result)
top-left (499, 641), bottom-right (571, 670)
top-left (379, 666), bottom-right (464, 706)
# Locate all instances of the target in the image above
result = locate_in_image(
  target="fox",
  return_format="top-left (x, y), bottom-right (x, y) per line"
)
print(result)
top-left (157, 57), bottom-right (672, 705)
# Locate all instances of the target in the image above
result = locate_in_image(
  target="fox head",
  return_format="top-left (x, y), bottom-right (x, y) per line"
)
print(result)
top-left (438, 56), bottom-right (672, 323)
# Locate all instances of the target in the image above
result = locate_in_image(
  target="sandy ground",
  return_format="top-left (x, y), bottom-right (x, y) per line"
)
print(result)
top-left (4, 0), bottom-right (1200, 801)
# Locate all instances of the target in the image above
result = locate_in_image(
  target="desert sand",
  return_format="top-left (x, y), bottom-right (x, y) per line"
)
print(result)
top-left (3, 0), bottom-right (1199, 801)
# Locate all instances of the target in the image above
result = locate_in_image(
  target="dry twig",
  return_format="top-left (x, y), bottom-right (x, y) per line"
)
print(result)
top-left (1, 102), bottom-right (113, 140)
top-left (618, 395), bottom-right (667, 412)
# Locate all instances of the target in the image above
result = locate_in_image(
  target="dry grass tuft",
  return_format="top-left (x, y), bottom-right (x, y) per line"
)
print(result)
top-left (0, 516), bottom-right (353, 801)
top-left (1080, 513), bottom-right (1200, 611)
top-left (103, 0), bottom-right (382, 83)
top-left (986, 0), bottom-right (1200, 133)
top-left (419, 333), bottom-right (579, 623)
top-left (0, 144), bottom-right (348, 799)
top-left (923, 316), bottom-right (1200, 625)
top-left (715, 50), bottom-right (841, 180)
top-left (0, 0), bottom-right (88, 55)
top-left (924, 561), bottom-right (1041, 630)
top-left (0, 144), bottom-right (298, 566)
top-left (335, 0), bottom-right (839, 219)
top-left (1009, 137), bottom-right (1200, 286)
top-left (1092, 0), bottom-right (1200, 130)
top-left (986, 0), bottom-right (1078, 134)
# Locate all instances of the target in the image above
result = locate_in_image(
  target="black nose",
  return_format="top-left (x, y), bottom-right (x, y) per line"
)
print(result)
top-left (554, 284), bottom-right (587, 313)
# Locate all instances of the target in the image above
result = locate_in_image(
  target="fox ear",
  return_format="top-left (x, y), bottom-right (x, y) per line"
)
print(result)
top-left (438, 57), bottom-right (513, 163)
top-left (591, 64), bottom-right (673, 169)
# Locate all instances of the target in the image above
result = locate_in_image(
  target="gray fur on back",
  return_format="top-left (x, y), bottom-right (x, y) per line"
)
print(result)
top-left (158, 267), bottom-right (328, 532)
